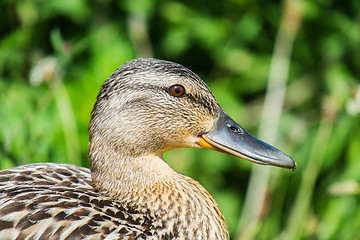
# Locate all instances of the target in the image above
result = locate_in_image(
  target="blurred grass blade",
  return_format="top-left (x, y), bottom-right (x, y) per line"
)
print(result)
top-left (236, 0), bottom-right (303, 239)
top-left (277, 97), bottom-right (335, 239)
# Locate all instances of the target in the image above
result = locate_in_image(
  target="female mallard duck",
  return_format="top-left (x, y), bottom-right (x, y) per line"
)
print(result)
top-left (0, 58), bottom-right (295, 239)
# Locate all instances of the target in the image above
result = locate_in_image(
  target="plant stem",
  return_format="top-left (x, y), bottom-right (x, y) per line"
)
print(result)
top-left (236, 1), bottom-right (303, 239)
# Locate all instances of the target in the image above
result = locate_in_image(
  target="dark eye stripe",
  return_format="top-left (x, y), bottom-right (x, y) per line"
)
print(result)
top-left (185, 93), bottom-right (217, 115)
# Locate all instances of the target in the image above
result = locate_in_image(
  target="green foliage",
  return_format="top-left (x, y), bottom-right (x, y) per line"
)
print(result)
top-left (1, 0), bottom-right (359, 239)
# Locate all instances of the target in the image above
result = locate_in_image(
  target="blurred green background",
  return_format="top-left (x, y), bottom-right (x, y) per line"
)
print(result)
top-left (1, 0), bottom-right (359, 239)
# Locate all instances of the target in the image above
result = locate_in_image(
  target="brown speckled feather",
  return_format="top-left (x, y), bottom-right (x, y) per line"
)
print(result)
top-left (0, 164), bottom-right (154, 239)
top-left (0, 163), bottom-right (228, 240)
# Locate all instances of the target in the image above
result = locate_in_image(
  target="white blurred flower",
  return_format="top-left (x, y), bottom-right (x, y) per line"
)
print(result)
top-left (328, 180), bottom-right (360, 196)
top-left (30, 56), bottom-right (61, 86)
top-left (347, 85), bottom-right (360, 116)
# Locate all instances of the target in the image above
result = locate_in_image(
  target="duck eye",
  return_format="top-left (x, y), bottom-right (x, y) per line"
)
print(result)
top-left (168, 85), bottom-right (185, 97)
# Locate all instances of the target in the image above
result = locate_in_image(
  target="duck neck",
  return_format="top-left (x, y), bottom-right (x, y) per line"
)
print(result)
top-left (89, 142), bottom-right (229, 239)
top-left (89, 143), bottom-right (175, 204)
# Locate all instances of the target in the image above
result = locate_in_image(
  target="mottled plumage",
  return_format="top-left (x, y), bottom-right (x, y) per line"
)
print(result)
top-left (0, 58), bottom-right (295, 240)
top-left (0, 163), bottom-right (227, 239)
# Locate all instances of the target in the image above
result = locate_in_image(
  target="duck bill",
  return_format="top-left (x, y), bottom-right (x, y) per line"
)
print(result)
top-left (198, 110), bottom-right (296, 170)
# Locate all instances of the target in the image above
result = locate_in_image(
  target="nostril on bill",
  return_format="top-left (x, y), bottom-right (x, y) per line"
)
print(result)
top-left (226, 124), bottom-right (243, 134)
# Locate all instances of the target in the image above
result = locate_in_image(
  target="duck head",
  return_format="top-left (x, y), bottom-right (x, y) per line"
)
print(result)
top-left (89, 58), bottom-right (295, 173)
